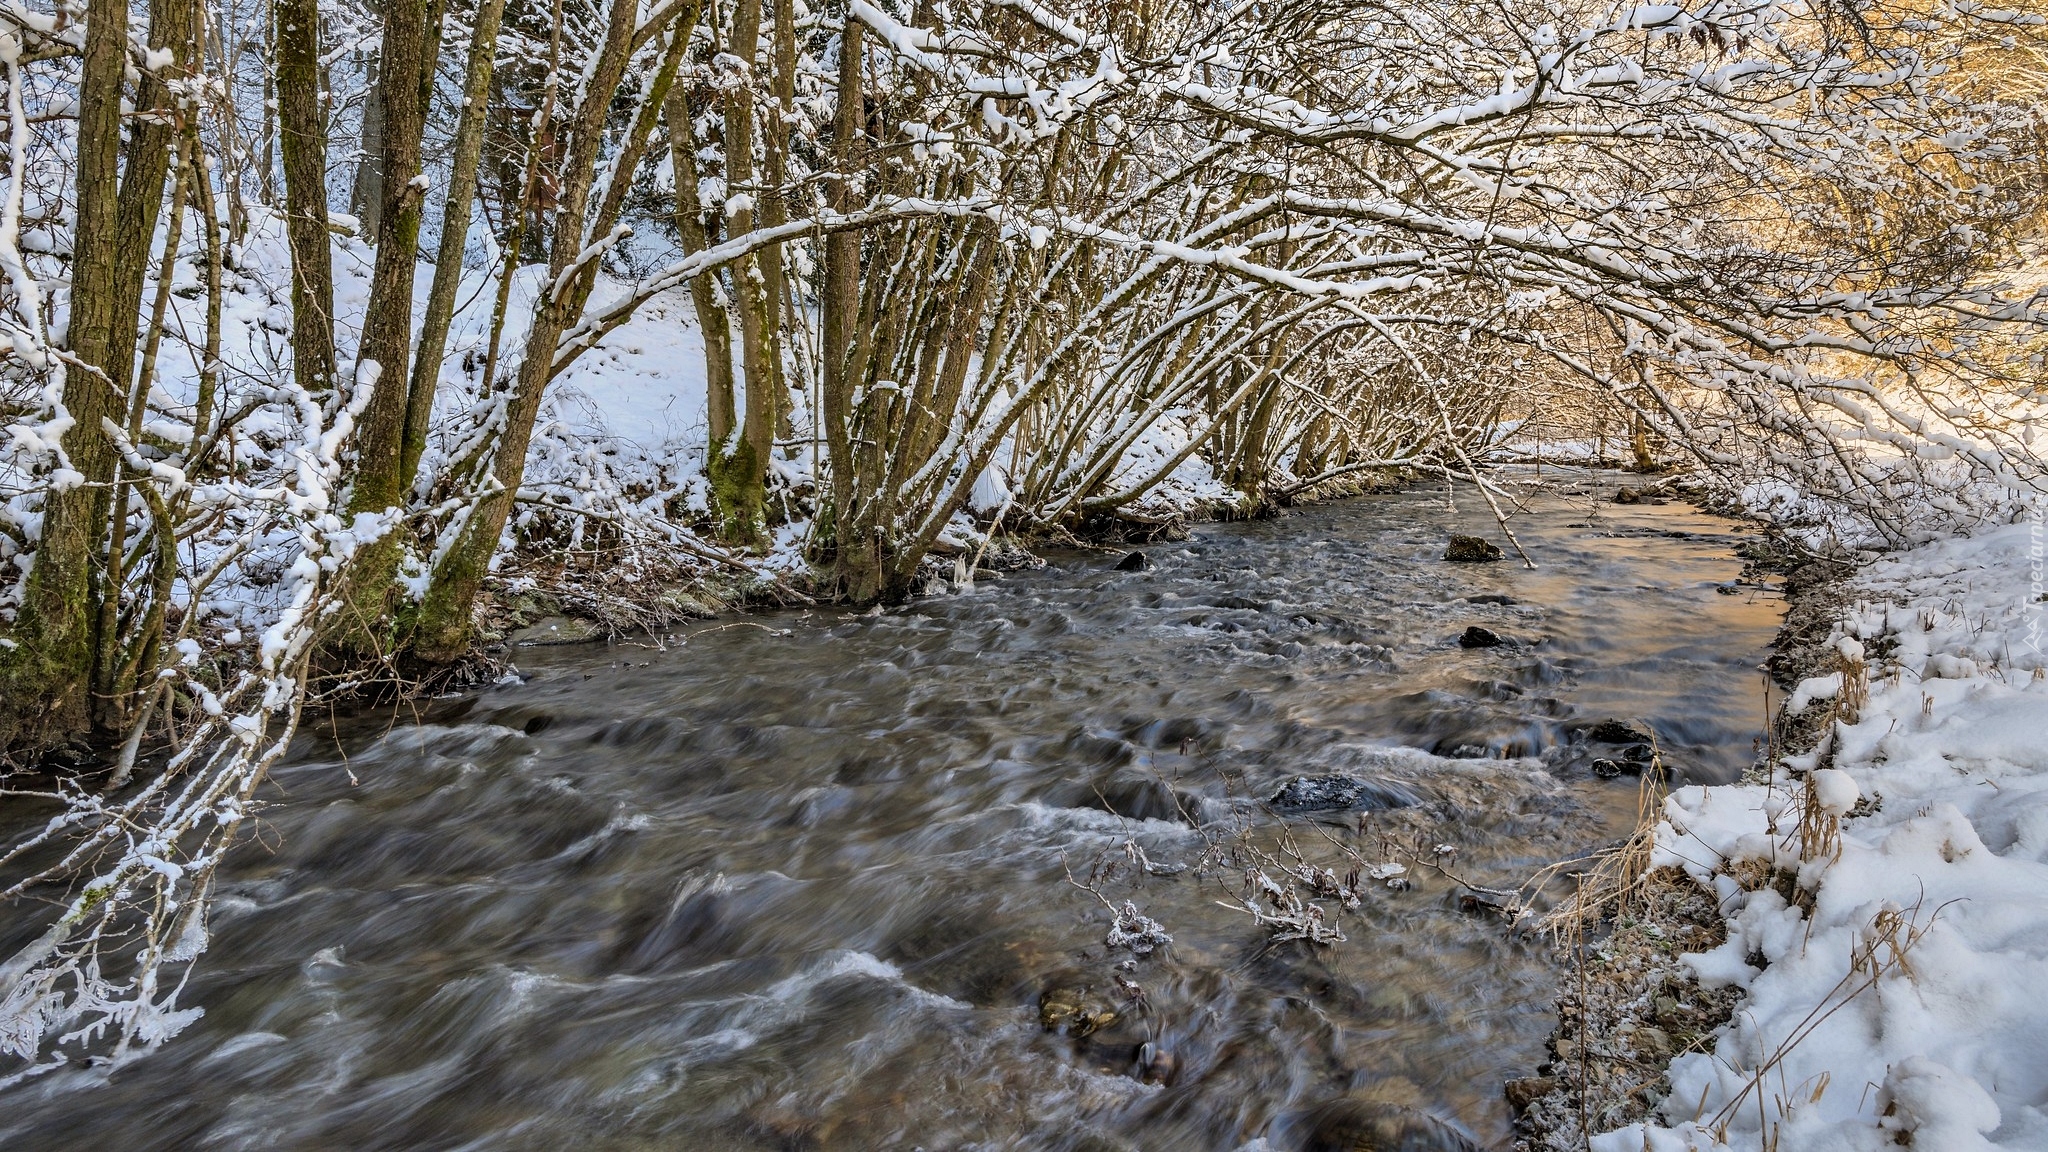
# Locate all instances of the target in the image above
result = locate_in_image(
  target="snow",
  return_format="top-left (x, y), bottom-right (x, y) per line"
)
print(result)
top-left (1594, 517), bottom-right (2048, 1152)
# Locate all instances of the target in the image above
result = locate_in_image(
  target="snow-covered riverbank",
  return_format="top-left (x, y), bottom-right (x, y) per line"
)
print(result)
top-left (1591, 517), bottom-right (2048, 1151)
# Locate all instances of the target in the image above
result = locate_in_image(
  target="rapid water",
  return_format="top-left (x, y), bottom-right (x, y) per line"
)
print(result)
top-left (0, 477), bottom-right (1783, 1150)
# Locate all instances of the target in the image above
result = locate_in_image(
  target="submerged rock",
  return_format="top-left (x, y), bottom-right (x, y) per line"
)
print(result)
top-left (1038, 979), bottom-right (1120, 1038)
top-left (1269, 774), bottom-right (1416, 813)
top-left (1458, 626), bottom-right (1503, 649)
top-left (1299, 1100), bottom-right (1483, 1152)
top-left (1504, 1075), bottom-right (1557, 1115)
top-left (510, 616), bottom-right (601, 646)
top-left (1443, 535), bottom-right (1503, 562)
top-left (1115, 550), bottom-right (1153, 572)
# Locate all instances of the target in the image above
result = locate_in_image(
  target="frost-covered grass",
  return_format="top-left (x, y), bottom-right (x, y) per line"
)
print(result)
top-left (1597, 517), bottom-right (2048, 1151)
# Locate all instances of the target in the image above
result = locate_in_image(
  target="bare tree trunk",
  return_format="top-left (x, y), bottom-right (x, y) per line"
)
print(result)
top-left (760, 0), bottom-right (795, 440)
top-left (402, 0), bottom-right (510, 491)
top-left (333, 0), bottom-right (444, 657)
top-left (666, 84), bottom-right (737, 454)
top-left (819, 17), bottom-right (862, 585)
top-left (707, 0), bottom-right (776, 547)
top-left (83, 0), bottom-right (199, 731)
top-left (0, 0), bottom-right (132, 751)
top-left (351, 38), bottom-right (387, 245)
top-left (276, 0), bottom-right (336, 398)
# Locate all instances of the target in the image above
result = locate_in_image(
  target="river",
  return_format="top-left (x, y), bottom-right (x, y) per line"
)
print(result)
top-left (0, 476), bottom-right (1783, 1151)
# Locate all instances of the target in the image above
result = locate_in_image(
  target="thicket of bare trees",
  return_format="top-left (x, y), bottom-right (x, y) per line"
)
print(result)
top-left (0, 0), bottom-right (2043, 1074)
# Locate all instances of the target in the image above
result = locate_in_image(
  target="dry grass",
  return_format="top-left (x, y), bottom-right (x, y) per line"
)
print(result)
top-left (1530, 745), bottom-right (1670, 943)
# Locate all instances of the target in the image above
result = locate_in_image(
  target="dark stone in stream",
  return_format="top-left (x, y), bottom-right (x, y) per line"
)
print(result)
top-left (1458, 626), bottom-right (1503, 649)
top-left (1591, 757), bottom-right (1626, 779)
top-left (1585, 718), bottom-right (1654, 745)
top-left (1458, 890), bottom-right (1515, 917)
top-left (1269, 774), bottom-right (1417, 813)
top-left (1039, 979), bottom-right (1120, 1038)
top-left (1504, 1075), bottom-right (1558, 1114)
top-left (1443, 535), bottom-right (1503, 562)
top-left (1465, 593), bottom-right (1515, 605)
top-left (1299, 1100), bottom-right (1484, 1152)
top-left (1622, 742), bottom-right (1656, 765)
top-left (1115, 550), bottom-right (1153, 572)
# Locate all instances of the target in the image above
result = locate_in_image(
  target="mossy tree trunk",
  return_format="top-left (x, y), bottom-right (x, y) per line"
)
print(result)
top-left (0, 0), bottom-right (130, 752)
top-left (276, 0), bottom-right (337, 400)
top-left (664, 82), bottom-right (738, 499)
top-left (331, 0), bottom-right (443, 660)
top-left (710, 0), bottom-right (776, 548)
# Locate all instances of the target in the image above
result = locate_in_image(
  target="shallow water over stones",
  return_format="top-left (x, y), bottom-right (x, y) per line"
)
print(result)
top-left (0, 476), bottom-right (1783, 1150)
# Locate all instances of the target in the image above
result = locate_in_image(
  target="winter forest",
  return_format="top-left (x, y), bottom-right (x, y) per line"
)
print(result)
top-left (1, 0), bottom-right (2046, 1145)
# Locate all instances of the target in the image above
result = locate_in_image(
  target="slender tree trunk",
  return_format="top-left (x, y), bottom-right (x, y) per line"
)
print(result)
top-left (403, 0), bottom-right (510, 492)
top-left (760, 0), bottom-right (795, 440)
top-left (351, 41), bottom-right (388, 244)
top-left (710, 0), bottom-right (773, 546)
top-left (276, 0), bottom-right (336, 398)
top-left (666, 84), bottom-right (737, 453)
top-left (0, 0), bottom-right (131, 750)
top-left (333, 0), bottom-right (443, 656)
top-left (107, 0), bottom-right (192, 398)
top-left (819, 17), bottom-right (862, 584)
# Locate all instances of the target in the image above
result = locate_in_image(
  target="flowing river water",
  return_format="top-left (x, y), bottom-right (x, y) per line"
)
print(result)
top-left (0, 477), bottom-right (1784, 1151)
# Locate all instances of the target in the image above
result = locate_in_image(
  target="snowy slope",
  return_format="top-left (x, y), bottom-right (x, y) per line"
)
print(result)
top-left (1598, 518), bottom-right (2048, 1151)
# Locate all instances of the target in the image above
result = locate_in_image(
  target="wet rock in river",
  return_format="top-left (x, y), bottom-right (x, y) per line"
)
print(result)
top-left (1270, 774), bottom-right (1416, 813)
top-left (510, 615), bottom-right (601, 646)
top-left (1442, 534), bottom-right (1504, 562)
top-left (1458, 626), bottom-right (1503, 649)
top-left (1591, 758), bottom-right (1626, 779)
top-left (1299, 1100), bottom-right (1483, 1152)
top-left (1504, 1075), bottom-right (1557, 1114)
top-left (1115, 550), bottom-right (1153, 572)
top-left (1039, 979), bottom-right (1120, 1038)
top-left (1465, 592), bottom-right (1515, 605)
top-left (1457, 889), bottom-right (1514, 918)
top-left (1584, 718), bottom-right (1654, 745)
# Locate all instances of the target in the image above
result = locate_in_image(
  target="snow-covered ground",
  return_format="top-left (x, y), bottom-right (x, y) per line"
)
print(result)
top-left (1599, 515), bottom-right (2048, 1151)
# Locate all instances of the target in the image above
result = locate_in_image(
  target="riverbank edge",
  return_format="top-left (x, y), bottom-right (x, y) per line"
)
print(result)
top-left (1508, 505), bottom-right (1860, 1151)
top-left (462, 466), bottom-right (1424, 659)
